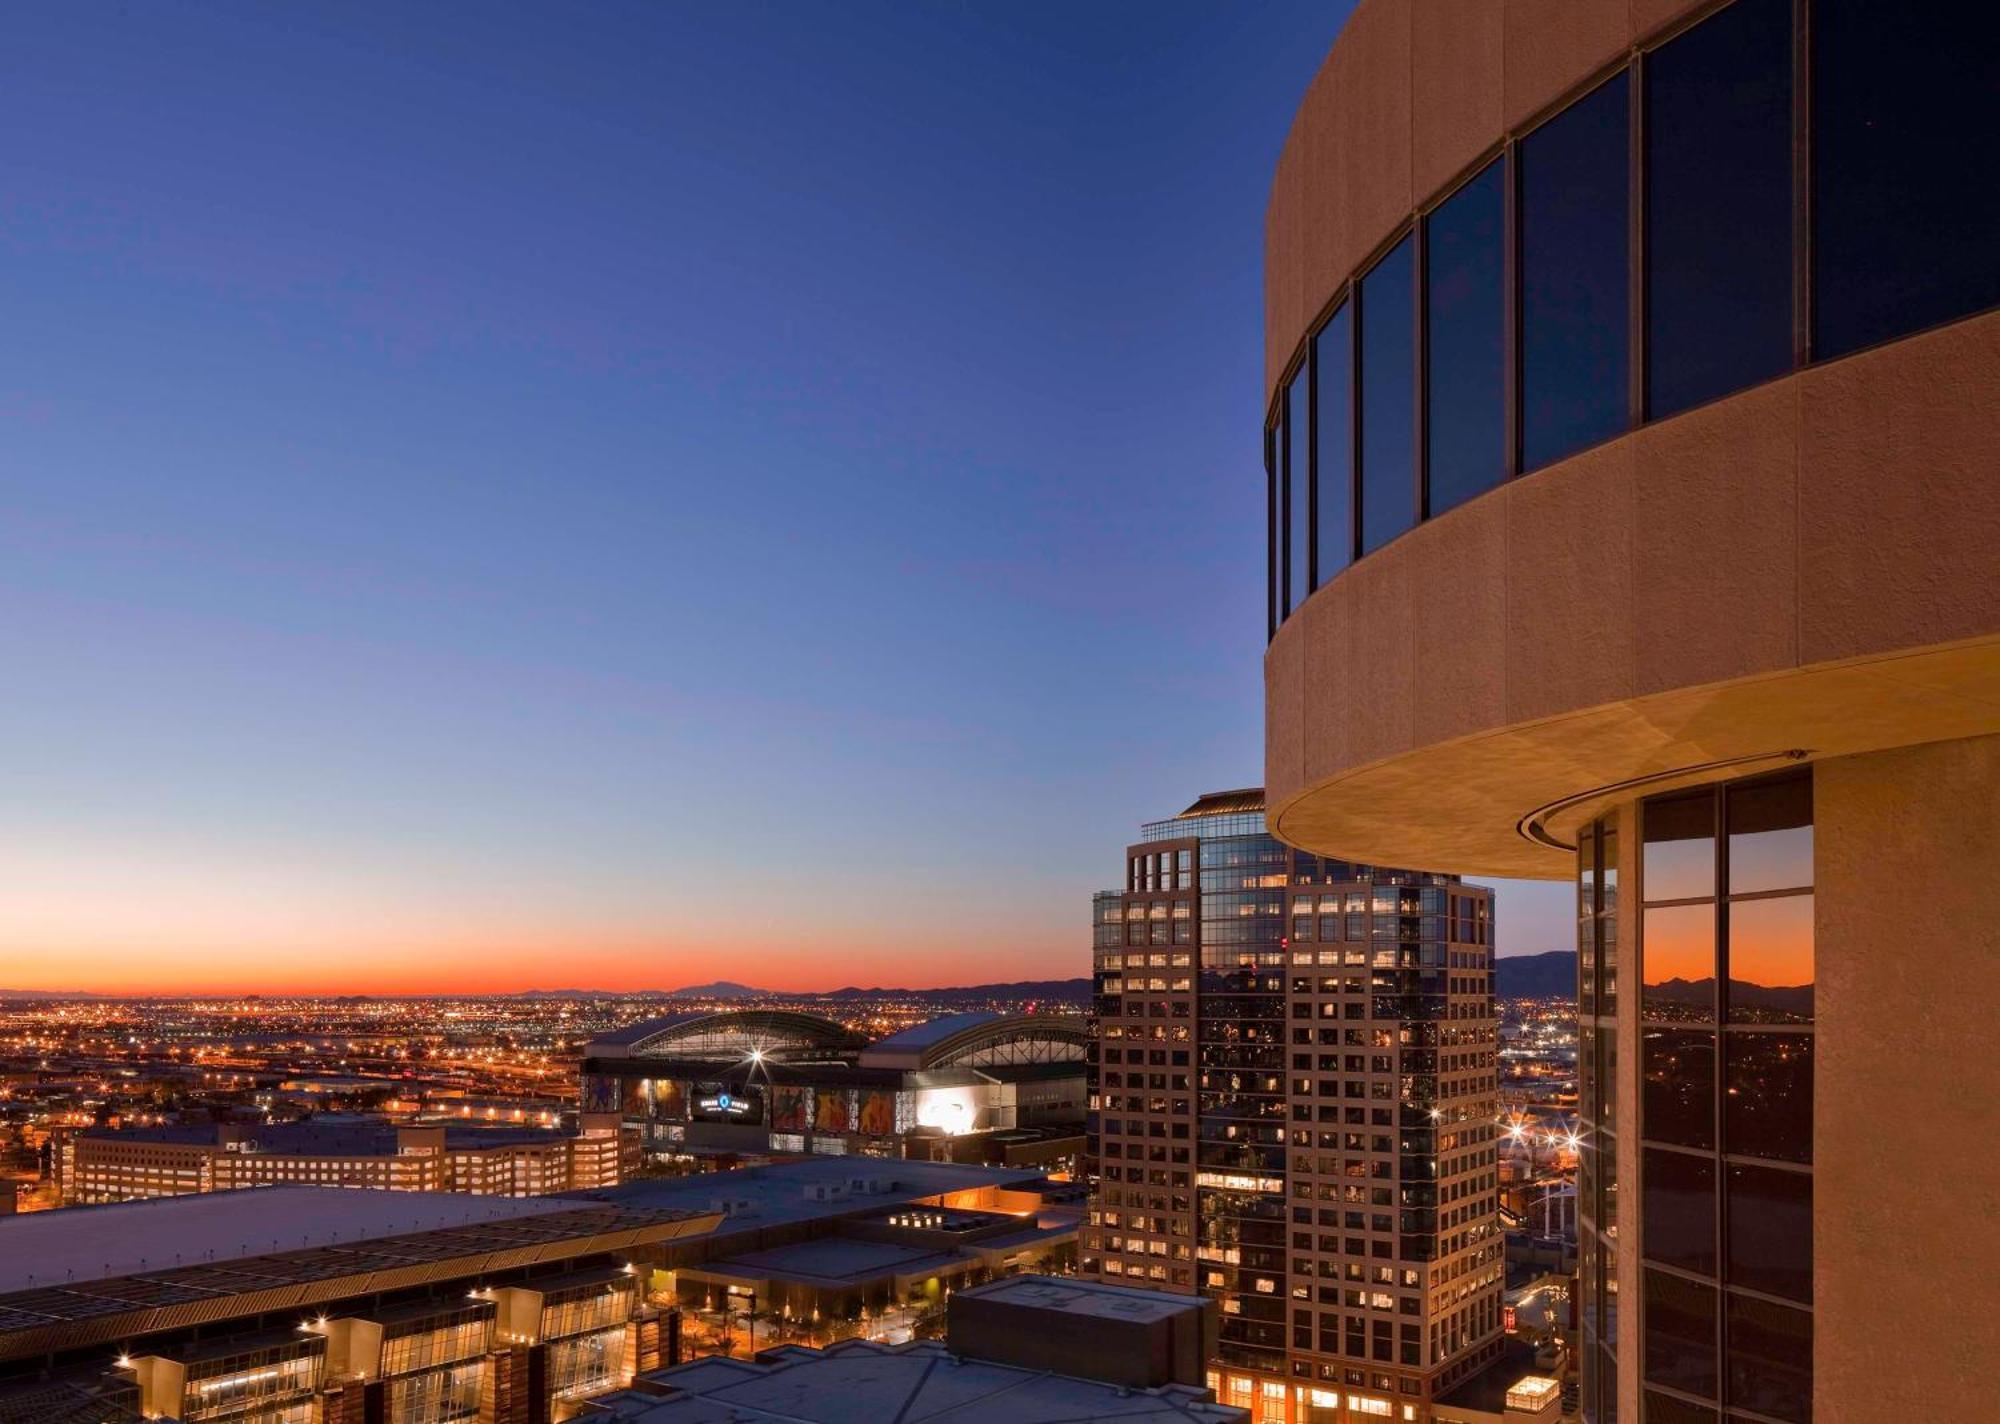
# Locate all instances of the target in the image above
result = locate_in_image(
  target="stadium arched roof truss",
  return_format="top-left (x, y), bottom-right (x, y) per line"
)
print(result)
top-left (619, 1010), bottom-right (867, 1061)
top-left (914, 1015), bottom-right (1089, 1071)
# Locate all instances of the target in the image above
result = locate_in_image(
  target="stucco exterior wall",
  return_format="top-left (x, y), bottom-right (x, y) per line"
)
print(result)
top-left (1814, 735), bottom-right (2000, 1424)
top-left (1266, 294), bottom-right (2000, 877)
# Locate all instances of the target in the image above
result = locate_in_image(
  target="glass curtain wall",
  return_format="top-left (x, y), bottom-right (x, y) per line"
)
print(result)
top-left (1577, 818), bottom-right (1620, 1424)
top-left (1638, 771), bottom-right (1813, 1424)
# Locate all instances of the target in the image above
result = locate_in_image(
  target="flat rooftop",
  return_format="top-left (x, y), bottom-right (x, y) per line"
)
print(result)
top-left (954, 1273), bottom-right (1206, 1324)
top-left (582, 1338), bottom-right (1245, 1423)
top-left (573, 1157), bottom-right (1053, 1231)
top-left (686, 1237), bottom-right (964, 1289)
top-left (1434, 1338), bottom-right (1544, 1414)
top-left (0, 1187), bottom-right (572, 1291)
top-left (0, 1187), bottom-right (718, 1362)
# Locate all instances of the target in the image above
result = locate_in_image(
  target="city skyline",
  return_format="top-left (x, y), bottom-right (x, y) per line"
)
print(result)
top-left (0, 1), bottom-right (1570, 997)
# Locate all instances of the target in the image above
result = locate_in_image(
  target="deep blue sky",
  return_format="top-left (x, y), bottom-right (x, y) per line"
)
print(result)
top-left (0, 1), bottom-right (1567, 992)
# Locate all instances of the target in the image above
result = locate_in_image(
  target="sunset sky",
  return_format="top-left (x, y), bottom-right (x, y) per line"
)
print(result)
top-left (0, 1), bottom-right (1568, 995)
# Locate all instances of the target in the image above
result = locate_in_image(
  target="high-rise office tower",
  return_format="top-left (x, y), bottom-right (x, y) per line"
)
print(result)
top-left (1259, 5), bottom-right (1999, 1423)
top-left (1083, 791), bottom-right (1500, 1423)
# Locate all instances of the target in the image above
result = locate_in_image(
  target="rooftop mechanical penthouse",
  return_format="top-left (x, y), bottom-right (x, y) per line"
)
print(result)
top-left (1260, 3), bottom-right (1999, 1422)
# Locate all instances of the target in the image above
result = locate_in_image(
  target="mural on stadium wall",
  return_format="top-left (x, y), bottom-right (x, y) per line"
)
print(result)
top-left (771, 1085), bottom-right (811, 1133)
top-left (856, 1089), bottom-right (895, 1136)
top-left (650, 1079), bottom-right (688, 1122)
top-left (581, 1073), bottom-right (620, 1114)
top-left (815, 1088), bottom-right (852, 1135)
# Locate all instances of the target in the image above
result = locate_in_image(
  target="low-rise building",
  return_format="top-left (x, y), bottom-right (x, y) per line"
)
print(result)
top-left (580, 1010), bottom-right (1086, 1162)
top-left (0, 1186), bottom-right (717, 1423)
top-left (580, 1274), bottom-right (1243, 1423)
top-left (56, 1114), bottom-right (636, 1204)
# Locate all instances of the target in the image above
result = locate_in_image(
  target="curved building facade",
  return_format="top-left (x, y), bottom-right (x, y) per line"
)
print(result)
top-left (1262, 4), bottom-right (1998, 1424)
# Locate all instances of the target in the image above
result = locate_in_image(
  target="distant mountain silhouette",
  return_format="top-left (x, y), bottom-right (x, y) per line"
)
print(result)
top-left (1644, 977), bottom-right (1813, 1020)
top-left (664, 981), bottom-right (766, 999)
top-left (1494, 951), bottom-right (1576, 999)
top-left (819, 978), bottom-right (1091, 1003)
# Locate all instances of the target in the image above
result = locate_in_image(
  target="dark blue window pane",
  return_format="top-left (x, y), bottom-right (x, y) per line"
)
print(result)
top-left (1813, 3), bottom-right (2000, 358)
top-left (1359, 235), bottom-right (1415, 555)
top-left (1521, 73), bottom-right (1630, 470)
top-left (1314, 306), bottom-right (1352, 582)
top-left (1645, 0), bottom-right (1793, 418)
top-left (1287, 367), bottom-right (1309, 613)
top-left (1425, 161), bottom-right (1506, 516)
top-left (1266, 430), bottom-right (1278, 637)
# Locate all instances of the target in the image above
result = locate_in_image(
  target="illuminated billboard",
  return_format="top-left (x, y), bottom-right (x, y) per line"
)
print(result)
top-left (692, 1084), bottom-right (763, 1125)
top-left (912, 1084), bottom-right (981, 1136)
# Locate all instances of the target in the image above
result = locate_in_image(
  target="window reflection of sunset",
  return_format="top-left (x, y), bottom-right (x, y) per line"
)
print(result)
top-left (1728, 895), bottom-right (1814, 987)
top-left (1643, 903), bottom-right (1714, 985)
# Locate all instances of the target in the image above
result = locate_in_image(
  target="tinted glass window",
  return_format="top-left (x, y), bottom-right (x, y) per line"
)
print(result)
top-left (1578, 826), bottom-right (1599, 1016)
top-left (1644, 0), bottom-right (1793, 419)
top-left (1642, 1269), bottom-right (1716, 1399)
top-left (1643, 903), bottom-right (1714, 1022)
top-left (1812, 3), bottom-right (2000, 358)
top-left (1641, 1028), bottom-right (1713, 1150)
top-left (1597, 1026), bottom-right (1617, 1137)
top-left (1643, 791), bottom-right (1713, 902)
top-left (1287, 367), bottom-right (1310, 614)
top-left (1521, 73), bottom-right (1630, 469)
top-left (1358, 236), bottom-right (1416, 554)
top-left (1726, 1162), bottom-right (1811, 1303)
top-left (1641, 1147), bottom-right (1714, 1274)
top-left (1315, 307), bottom-right (1353, 582)
top-left (1725, 1294), bottom-right (1811, 1424)
top-left (1726, 775), bottom-right (1812, 894)
top-left (1266, 431), bottom-right (1278, 635)
top-left (1726, 894), bottom-right (1813, 1025)
top-left (1641, 1391), bottom-right (1716, 1424)
top-left (1725, 1032), bottom-right (1812, 1163)
top-left (1425, 161), bottom-right (1506, 515)
top-left (1600, 826), bottom-right (1619, 1018)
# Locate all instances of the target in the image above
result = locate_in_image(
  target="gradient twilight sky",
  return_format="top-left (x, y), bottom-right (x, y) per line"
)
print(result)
top-left (0, 1), bottom-right (1569, 996)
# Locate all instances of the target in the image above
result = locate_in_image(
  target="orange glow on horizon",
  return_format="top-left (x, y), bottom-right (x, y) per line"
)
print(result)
top-left (0, 924), bottom-right (1077, 997)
